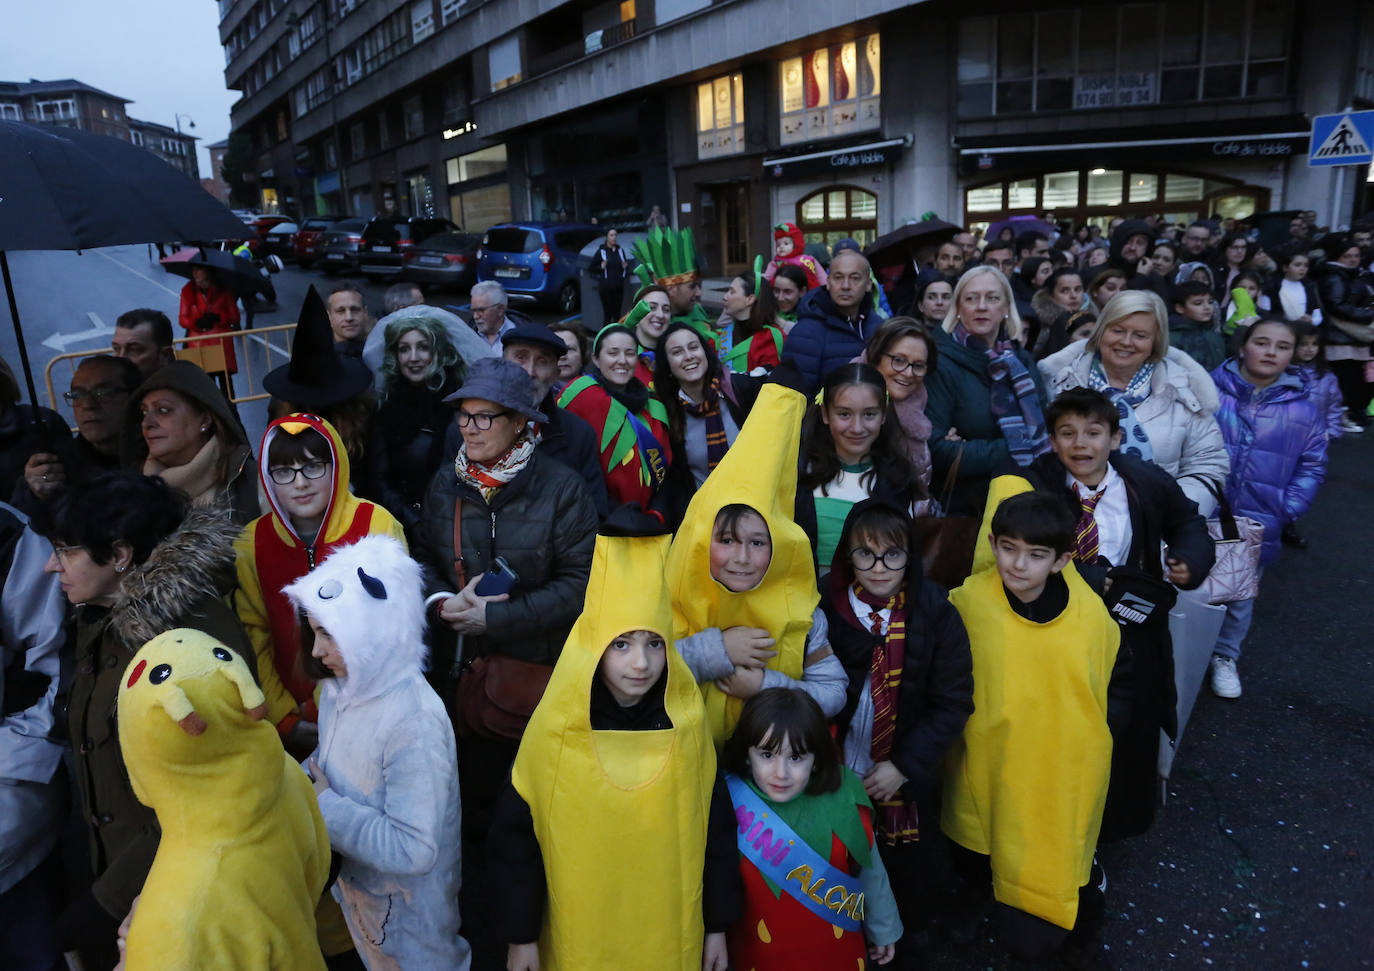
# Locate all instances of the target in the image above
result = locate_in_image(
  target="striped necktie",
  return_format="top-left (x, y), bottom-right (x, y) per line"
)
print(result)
top-left (1074, 485), bottom-right (1104, 564)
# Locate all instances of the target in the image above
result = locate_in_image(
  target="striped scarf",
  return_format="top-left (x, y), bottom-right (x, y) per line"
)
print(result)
top-left (454, 428), bottom-right (540, 502)
top-left (954, 321), bottom-right (1050, 466)
top-left (1087, 358), bottom-right (1155, 462)
top-left (679, 379), bottom-right (729, 472)
top-left (854, 583), bottom-right (921, 846)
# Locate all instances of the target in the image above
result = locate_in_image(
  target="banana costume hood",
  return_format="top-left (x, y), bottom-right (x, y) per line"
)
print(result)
top-left (233, 413), bottom-right (405, 734)
top-left (117, 628), bottom-right (329, 971)
top-left (665, 382), bottom-right (818, 743)
top-left (511, 528), bottom-right (715, 970)
top-left (284, 535), bottom-right (468, 969)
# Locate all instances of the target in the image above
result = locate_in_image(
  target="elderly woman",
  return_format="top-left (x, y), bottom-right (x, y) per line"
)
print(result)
top-left (44, 473), bottom-right (255, 969)
top-left (1038, 289), bottom-right (1230, 514)
top-left (120, 361), bottom-right (258, 525)
top-left (860, 316), bottom-right (937, 490)
top-left (925, 266), bottom-right (1050, 515)
top-left (371, 314), bottom-right (464, 538)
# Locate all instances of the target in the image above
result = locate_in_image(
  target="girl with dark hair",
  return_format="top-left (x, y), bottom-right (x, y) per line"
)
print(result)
top-left (798, 364), bottom-right (923, 569)
top-left (1261, 250), bottom-right (1322, 327)
top-left (44, 472), bottom-right (255, 969)
top-left (911, 271), bottom-right (953, 329)
top-left (624, 284), bottom-right (673, 385)
top-left (720, 272), bottom-right (785, 374)
top-left (653, 322), bottom-right (749, 491)
top-left (720, 688), bottom-right (903, 969)
top-left (549, 320), bottom-right (590, 391)
top-left (771, 264), bottom-right (810, 334)
top-left (1212, 231), bottom-right (1257, 300)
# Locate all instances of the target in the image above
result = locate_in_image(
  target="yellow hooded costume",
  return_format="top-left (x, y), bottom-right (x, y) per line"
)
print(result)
top-left (511, 530), bottom-right (716, 970)
top-left (664, 383), bottom-right (819, 744)
top-left (942, 475), bottom-right (1119, 930)
top-left (117, 629), bottom-right (329, 971)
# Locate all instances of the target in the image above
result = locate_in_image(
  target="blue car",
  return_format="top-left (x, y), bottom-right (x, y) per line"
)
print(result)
top-left (476, 222), bottom-right (604, 313)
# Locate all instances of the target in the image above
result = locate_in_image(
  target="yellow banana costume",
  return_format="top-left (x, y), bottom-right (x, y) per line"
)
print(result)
top-left (117, 629), bottom-right (330, 971)
top-left (511, 531), bottom-right (715, 970)
top-left (665, 383), bottom-right (819, 743)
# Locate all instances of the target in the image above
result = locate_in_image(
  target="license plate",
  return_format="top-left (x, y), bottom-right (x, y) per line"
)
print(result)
top-left (325, 253), bottom-right (344, 260)
top-left (371, 245), bottom-right (391, 253)
top-left (419, 256), bottom-right (445, 266)
top-left (494, 267), bottom-right (523, 279)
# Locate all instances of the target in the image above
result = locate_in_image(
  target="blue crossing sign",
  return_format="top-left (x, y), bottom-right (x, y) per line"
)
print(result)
top-left (1309, 111), bottom-right (1374, 167)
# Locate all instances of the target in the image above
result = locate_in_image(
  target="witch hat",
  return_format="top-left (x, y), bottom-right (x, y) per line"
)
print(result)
top-left (263, 285), bottom-right (373, 408)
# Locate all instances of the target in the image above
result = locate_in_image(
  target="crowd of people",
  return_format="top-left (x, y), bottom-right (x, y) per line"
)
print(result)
top-left (0, 205), bottom-right (1362, 971)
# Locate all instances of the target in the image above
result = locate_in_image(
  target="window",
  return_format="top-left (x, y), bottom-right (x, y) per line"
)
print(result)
top-left (325, 140), bottom-right (338, 169)
top-left (445, 144), bottom-right (507, 183)
top-left (0, 103), bottom-right (20, 120)
top-left (297, 5), bottom-right (323, 48)
top-left (130, 130), bottom-right (144, 146)
top-left (957, 0), bottom-right (1291, 116)
top-left (489, 33), bottom-right (521, 91)
top-left (295, 85), bottom-right (308, 118)
top-left (411, 0), bottom-right (434, 43)
top-left (35, 99), bottom-right (76, 121)
top-left (695, 73), bottom-right (744, 160)
top-left (405, 170), bottom-right (435, 217)
top-left (276, 111), bottom-right (289, 142)
top-left (350, 123), bottom-right (366, 159)
top-left (403, 95), bottom-right (424, 140)
top-left (779, 34), bottom-right (880, 146)
top-left (441, 0), bottom-right (464, 25)
top-left (378, 112), bottom-right (390, 149)
top-left (795, 185), bottom-right (879, 249)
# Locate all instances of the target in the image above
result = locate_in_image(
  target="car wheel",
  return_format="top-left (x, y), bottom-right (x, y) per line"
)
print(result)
top-left (558, 280), bottom-right (580, 314)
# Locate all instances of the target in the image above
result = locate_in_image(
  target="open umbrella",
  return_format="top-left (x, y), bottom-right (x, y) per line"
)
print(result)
top-left (160, 247), bottom-right (266, 299)
top-left (985, 215), bottom-right (1058, 244)
top-left (0, 120), bottom-right (247, 415)
top-left (863, 217), bottom-right (963, 263)
top-left (363, 305), bottom-right (500, 392)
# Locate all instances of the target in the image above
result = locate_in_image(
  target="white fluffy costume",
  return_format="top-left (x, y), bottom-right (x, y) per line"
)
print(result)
top-left (284, 535), bottom-right (469, 970)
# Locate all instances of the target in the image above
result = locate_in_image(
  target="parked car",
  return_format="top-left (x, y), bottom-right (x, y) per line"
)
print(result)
top-left (317, 218), bottom-right (369, 274)
top-left (476, 222), bottom-right (603, 312)
top-left (255, 221), bottom-right (299, 262)
top-left (295, 216), bottom-right (348, 266)
top-left (358, 216), bottom-right (460, 279)
top-left (402, 231), bottom-right (483, 291)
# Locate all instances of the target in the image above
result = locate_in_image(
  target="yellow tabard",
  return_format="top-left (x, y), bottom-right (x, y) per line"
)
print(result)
top-left (512, 532), bottom-right (716, 970)
top-left (664, 383), bottom-right (820, 743)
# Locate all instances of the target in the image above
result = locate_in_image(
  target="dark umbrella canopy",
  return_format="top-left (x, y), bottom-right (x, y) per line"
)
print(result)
top-left (161, 248), bottom-right (264, 298)
top-left (863, 217), bottom-right (962, 268)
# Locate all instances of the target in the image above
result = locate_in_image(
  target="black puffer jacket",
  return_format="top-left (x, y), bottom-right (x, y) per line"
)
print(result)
top-left (1317, 261), bottom-right (1374, 346)
top-left (417, 450), bottom-right (597, 683)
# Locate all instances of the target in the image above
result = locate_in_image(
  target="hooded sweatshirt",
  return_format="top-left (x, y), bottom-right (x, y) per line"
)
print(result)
top-left (284, 535), bottom-right (468, 971)
top-left (233, 414), bottom-right (406, 735)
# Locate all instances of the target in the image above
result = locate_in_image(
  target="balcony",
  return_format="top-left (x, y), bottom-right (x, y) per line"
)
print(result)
top-left (528, 18), bottom-right (637, 79)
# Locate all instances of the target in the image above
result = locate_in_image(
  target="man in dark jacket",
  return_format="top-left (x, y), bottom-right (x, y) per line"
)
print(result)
top-left (1111, 218), bottom-right (1154, 287)
top-left (781, 248), bottom-right (880, 395)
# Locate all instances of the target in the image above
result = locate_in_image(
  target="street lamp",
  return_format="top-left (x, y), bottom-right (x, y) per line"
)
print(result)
top-left (174, 113), bottom-right (196, 134)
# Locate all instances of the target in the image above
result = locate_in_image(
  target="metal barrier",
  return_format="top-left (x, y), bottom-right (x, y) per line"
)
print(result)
top-left (42, 322), bottom-right (298, 416)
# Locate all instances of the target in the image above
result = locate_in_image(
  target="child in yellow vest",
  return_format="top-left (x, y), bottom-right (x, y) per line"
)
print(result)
top-left (942, 485), bottom-right (1120, 963)
top-left (488, 510), bottom-right (742, 970)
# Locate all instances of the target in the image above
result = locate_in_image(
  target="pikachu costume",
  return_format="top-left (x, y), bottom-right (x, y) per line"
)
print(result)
top-left (665, 382), bottom-right (820, 743)
top-left (117, 629), bottom-right (329, 971)
top-left (510, 528), bottom-right (716, 970)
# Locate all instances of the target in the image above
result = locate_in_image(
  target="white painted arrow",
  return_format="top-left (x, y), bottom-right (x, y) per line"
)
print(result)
top-left (42, 312), bottom-right (115, 351)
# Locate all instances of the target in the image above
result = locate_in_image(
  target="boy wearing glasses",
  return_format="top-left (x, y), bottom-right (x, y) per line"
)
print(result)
top-left (823, 500), bottom-right (973, 957)
top-left (233, 413), bottom-right (406, 760)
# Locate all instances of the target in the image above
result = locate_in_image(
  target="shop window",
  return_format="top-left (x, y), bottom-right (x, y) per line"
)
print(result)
top-left (967, 184), bottom-right (1004, 212)
top-left (1007, 178), bottom-right (1037, 209)
top-left (696, 73), bottom-right (744, 160)
top-left (1128, 173), bottom-right (1158, 203)
top-left (1164, 173), bottom-right (1203, 201)
top-left (795, 185), bottom-right (879, 249)
top-left (405, 170), bottom-right (434, 217)
top-left (779, 34), bottom-right (880, 146)
top-left (1086, 169), bottom-right (1123, 206)
top-left (446, 144), bottom-right (508, 184)
top-left (1042, 171), bottom-right (1080, 210)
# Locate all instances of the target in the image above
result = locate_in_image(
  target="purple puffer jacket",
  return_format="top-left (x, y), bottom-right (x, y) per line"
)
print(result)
top-left (1211, 360), bottom-right (1328, 565)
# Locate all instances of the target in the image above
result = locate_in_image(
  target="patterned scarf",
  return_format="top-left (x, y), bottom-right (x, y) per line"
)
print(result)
top-left (454, 427), bottom-right (540, 502)
top-left (953, 322), bottom-right (1049, 466)
top-left (1087, 358), bottom-right (1155, 462)
top-left (853, 582), bottom-right (921, 846)
top-left (679, 379), bottom-right (729, 472)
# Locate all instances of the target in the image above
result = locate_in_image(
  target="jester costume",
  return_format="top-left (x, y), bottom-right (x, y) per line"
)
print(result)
top-left (558, 373), bottom-right (672, 509)
top-left (632, 226), bottom-right (719, 349)
top-left (665, 383), bottom-right (821, 744)
top-left (505, 527), bottom-right (723, 969)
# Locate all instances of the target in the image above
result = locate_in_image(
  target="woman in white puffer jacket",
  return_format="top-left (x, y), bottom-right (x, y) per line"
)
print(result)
top-left (1038, 289), bottom-right (1230, 515)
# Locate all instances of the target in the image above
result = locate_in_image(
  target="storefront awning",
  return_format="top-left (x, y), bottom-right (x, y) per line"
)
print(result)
top-left (764, 137), bottom-right (909, 179)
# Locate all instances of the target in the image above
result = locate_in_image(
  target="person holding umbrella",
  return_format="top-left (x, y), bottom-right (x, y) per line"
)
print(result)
top-left (177, 263), bottom-right (240, 398)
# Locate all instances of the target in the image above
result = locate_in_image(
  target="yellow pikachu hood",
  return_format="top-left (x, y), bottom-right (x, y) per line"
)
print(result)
top-left (117, 629), bottom-right (329, 971)
top-left (512, 529), bottom-right (715, 970)
top-left (665, 382), bottom-right (818, 743)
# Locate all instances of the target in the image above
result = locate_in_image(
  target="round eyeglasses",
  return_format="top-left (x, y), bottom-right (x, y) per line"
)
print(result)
top-left (849, 547), bottom-right (909, 571)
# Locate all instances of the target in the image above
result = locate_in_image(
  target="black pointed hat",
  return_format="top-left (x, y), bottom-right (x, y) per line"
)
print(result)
top-left (263, 285), bottom-right (374, 408)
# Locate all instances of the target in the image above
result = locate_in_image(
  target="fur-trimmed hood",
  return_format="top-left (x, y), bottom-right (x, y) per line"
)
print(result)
top-left (283, 535), bottom-right (424, 706)
top-left (110, 503), bottom-right (241, 647)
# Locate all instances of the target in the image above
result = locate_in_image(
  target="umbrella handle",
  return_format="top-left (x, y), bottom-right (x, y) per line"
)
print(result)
top-left (0, 251), bottom-right (48, 434)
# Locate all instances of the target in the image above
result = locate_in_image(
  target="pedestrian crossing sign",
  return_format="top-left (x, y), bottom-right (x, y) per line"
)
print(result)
top-left (1308, 111), bottom-right (1374, 167)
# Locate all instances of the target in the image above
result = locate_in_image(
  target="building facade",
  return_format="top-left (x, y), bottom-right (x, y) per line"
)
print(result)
top-left (0, 79), bottom-right (200, 179)
top-left (219, 0), bottom-right (1374, 268)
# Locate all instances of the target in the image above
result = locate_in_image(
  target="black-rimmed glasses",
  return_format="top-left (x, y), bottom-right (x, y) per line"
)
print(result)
top-left (268, 461), bottom-right (330, 485)
top-left (882, 352), bottom-right (928, 376)
top-left (63, 386), bottom-right (130, 406)
top-left (455, 410), bottom-right (511, 430)
top-left (849, 547), bottom-right (909, 571)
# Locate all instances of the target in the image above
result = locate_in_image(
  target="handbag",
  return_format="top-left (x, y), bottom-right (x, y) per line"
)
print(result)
top-left (913, 446), bottom-right (982, 589)
top-left (446, 497), bottom-right (553, 741)
top-left (1197, 482), bottom-right (1264, 605)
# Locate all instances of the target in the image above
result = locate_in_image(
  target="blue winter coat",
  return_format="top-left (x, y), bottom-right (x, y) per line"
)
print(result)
top-left (1210, 361), bottom-right (1328, 565)
top-left (781, 286), bottom-right (881, 395)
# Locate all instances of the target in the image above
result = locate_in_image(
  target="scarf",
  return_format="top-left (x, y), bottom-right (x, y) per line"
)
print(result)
top-left (953, 322), bottom-right (1049, 466)
top-left (144, 433), bottom-right (226, 506)
top-left (1087, 358), bottom-right (1156, 462)
top-left (852, 582), bottom-right (920, 846)
top-left (679, 379), bottom-right (729, 472)
top-left (454, 428), bottom-right (539, 502)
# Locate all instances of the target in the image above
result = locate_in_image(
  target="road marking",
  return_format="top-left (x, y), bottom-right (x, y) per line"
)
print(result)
top-left (95, 249), bottom-right (182, 297)
top-left (88, 311), bottom-right (104, 328)
top-left (42, 315), bottom-right (116, 351)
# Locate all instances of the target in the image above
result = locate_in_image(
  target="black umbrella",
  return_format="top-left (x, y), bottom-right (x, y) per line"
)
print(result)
top-left (161, 248), bottom-right (265, 299)
top-left (862, 218), bottom-right (963, 267)
top-left (0, 120), bottom-right (248, 415)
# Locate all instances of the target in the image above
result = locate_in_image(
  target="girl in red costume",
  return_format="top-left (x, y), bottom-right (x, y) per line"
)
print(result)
top-left (721, 688), bottom-right (901, 970)
top-left (178, 264), bottom-right (240, 395)
top-left (763, 223), bottom-right (827, 292)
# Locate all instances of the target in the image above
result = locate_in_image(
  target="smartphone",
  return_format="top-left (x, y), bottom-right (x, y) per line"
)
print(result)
top-left (474, 556), bottom-right (519, 597)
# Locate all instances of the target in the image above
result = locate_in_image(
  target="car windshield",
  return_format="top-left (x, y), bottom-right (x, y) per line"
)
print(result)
top-left (485, 227), bottom-right (541, 254)
top-left (363, 220), bottom-right (410, 242)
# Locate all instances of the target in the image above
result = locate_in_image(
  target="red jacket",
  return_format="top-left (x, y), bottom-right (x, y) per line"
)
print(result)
top-left (179, 281), bottom-right (240, 373)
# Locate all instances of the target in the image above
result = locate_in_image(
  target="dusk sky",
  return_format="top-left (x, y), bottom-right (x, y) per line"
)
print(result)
top-left (2, 1), bottom-right (238, 176)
